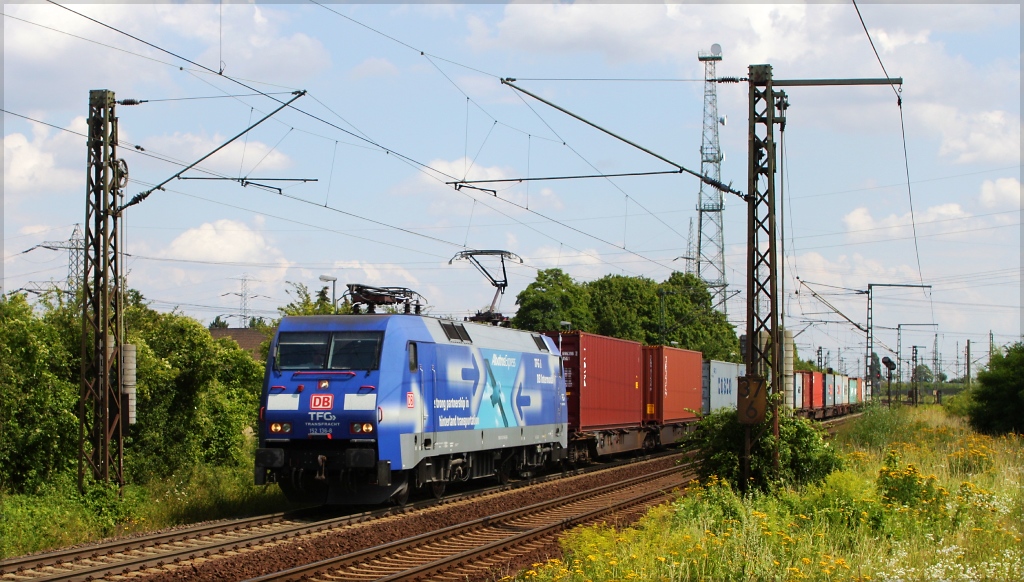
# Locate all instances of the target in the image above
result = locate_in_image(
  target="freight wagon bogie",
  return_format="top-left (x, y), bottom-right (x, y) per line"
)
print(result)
top-left (257, 315), bottom-right (568, 505)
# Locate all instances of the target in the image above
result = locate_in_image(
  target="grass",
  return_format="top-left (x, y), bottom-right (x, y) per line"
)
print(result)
top-left (511, 405), bottom-right (1023, 581)
top-left (0, 462), bottom-right (300, 559)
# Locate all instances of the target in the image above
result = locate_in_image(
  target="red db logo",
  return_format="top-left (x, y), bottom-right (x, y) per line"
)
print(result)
top-left (310, 394), bottom-right (334, 410)
top-left (406, 392), bottom-right (415, 408)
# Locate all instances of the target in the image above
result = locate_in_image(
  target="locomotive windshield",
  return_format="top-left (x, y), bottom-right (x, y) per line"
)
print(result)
top-left (277, 332), bottom-right (329, 369)
top-left (328, 332), bottom-right (383, 370)
top-left (277, 331), bottom-right (383, 370)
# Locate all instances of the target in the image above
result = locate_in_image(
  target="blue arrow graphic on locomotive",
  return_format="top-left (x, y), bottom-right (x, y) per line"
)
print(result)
top-left (482, 358), bottom-right (510, 427)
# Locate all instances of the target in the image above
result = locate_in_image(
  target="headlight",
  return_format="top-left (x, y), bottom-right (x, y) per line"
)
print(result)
top-left (362, 423), bottom-right (373, 433)
top-left (351, 422), bottom-right (374, 434)
top-left (269, 422), bottom-right (292, 434)
top-left (270, 422), bottom-right (282, 433)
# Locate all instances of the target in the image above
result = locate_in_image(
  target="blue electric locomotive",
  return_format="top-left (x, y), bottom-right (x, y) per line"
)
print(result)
top-left (255, 314), bottom-right (568, 504)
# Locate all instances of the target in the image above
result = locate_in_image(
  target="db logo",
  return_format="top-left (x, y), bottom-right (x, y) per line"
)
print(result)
top-left (310, 394), bottom-right (334, 410)
top-left (406, 392), bottom-right (415, 408)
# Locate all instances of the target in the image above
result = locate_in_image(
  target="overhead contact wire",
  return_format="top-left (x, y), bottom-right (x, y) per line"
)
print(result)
top-left (852, 0), bottom-right (931, 321)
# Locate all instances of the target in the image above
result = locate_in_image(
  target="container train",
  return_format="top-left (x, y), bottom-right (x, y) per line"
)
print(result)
top-left (255, 316), bottom-right (863, 505)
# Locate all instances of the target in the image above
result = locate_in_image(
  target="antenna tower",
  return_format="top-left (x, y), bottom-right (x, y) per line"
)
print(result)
top-left (696, 43), bottom-right (727, 313)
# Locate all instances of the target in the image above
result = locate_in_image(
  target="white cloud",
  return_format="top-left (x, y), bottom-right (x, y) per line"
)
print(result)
top-left (914, 104), bottom-right (1021, 165)
top-left (843, 203), bottom-right (978, 243)
top-left (163, 219), bottom-right (281, 263)
top-left (3, 118), bottom-right (83, 198)
top-left (350, 57), bottom-right (399, 79)
top-left (979, 178), bottom-right (1021, 210)
top-left (872, 27), bottom-right (931, 53)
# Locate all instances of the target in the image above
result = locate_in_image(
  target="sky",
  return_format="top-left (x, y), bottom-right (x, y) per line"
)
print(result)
top-left (3, 1), bottom-right (1020, 382)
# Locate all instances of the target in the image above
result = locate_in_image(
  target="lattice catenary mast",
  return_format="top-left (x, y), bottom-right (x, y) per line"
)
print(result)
top-left (696, 44), bottom-right (728, 314)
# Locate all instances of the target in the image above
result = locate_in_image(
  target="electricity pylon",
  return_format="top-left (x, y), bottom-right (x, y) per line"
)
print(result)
top-left (696, 44), bottom-right (728, 314)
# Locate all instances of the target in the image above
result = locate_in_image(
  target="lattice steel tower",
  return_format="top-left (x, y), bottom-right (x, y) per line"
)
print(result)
top-left (696, 44), bottom-right (727, 313)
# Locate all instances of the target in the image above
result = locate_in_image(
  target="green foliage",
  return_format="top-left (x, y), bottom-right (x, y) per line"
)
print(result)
top-left (511, 268), bottom-right (594, 332)
top-left (655, 272), bottom-right (738, 361)
top-left (0, 292), bottom-right (80, 493)
top-left (511, 269), bottom-right (738, 360)
top-left (839, 402), bottom-right (927, 451)
top-left (877, 449), bottom-right (942, 510)
top-left (0, 461), bottom-right (297, 558)
top-left (913, 363), bottom-right (935, 384)
top-left (683, 408), bottom-right (843, 491)
top-left (518, 407), bottom-right (1024, 582)
top-left (1, 289), bottom-right (264, 493)
top-left (278, 281), bottom-right (342, 316)
top-left (943, 387), bottom-right (974, 417)
top-left (968, 342), bottom-right (1024, 434)
top-left (208, 315), bottom-right (230, 329)
top-left (127, 312), bottom-right (263, 481)
top-left (586, 274), bottom-right (657, 342)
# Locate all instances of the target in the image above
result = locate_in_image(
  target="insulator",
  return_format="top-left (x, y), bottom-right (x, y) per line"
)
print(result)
top-left (118, 99), bottom-right (143, 106)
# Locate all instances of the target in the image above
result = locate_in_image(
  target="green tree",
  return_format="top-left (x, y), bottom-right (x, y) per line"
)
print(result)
top-left (209, 315), bottom-right (229, 329)
top-left (511, 269), bottom-right (594, 332)
top-left (586, 274), bottom-right (658, 343)
top-left (684, 408), bottom-right (842, 491)
top-left (278, 282), bottom-right (336, 316)
top-left (0, 292), bottom-right (79, 493)
top-left (655, 272), bottom-right (738, 361)
top-left (913, 364), bottom-right (934, 384)
top-left (968, 342), bottom-right (1024, 434)
top-left (126, 308), bottom-right (264, 480)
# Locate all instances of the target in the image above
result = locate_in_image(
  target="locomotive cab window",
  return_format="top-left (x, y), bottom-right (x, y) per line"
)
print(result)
top-left (328, 332), bottom-right (384, 371)
top-left (408, 342), bottom-right (418, 371)
top-left (277, 332), bottom-right (330, 369)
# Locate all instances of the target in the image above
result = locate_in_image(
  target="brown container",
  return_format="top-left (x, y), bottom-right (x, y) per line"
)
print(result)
top-left (544, 331), bottom-right (643, 431)
top-left (643, 346), bottom-right (703, 423)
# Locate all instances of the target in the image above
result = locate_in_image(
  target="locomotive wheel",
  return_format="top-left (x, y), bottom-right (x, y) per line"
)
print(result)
top-left (390, 472), bottom-right (410, 507)
top-left (429, 480), bottom-right (446, 499)
top-left (496, 457), bottom-right (513, 485)
top-left (278, 471), bottom-right (329, 505)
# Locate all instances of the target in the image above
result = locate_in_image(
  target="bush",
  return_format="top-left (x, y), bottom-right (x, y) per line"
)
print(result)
top-left (968, 342), bottom-right (1024, 434)
top-left (840, 403), bottom-right (926, 451)
top-left (684, 408), bottom-right (843, 491)
top-left (943, 388), bottom-right (974, 417)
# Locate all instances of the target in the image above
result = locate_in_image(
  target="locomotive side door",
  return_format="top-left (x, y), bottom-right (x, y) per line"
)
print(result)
top-left (412, 342), bottom-right (438, 450)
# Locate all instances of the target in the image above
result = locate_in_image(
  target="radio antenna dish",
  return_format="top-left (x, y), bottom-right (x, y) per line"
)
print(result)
top-left (449, 250), bottom-right (523, 325)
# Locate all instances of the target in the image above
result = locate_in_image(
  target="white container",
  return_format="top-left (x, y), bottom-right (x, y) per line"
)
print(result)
top-left (793, 371), bottom-right (804, 410)
top-left (825, 374), bottom-right (835, 407)
top-left (703, 360), bottom-right (742, 414)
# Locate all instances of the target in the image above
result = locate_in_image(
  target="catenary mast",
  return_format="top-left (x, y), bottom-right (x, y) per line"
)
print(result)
top-left (696, 44), bottom-right (728, 313)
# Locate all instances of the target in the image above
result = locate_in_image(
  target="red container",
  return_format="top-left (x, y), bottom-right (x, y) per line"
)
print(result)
top-left (643, 346), bottom-right (703, 424)
top-left (545, 331), bottom-right (642, 431)
top-left (810, 371), bottom-right (825, 409)
top-left (797, 370), bottom-right (813, 410)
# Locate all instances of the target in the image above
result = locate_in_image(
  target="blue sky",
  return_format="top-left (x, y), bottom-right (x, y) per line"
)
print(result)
top-left (3, 2), bottom-right (1020, 380)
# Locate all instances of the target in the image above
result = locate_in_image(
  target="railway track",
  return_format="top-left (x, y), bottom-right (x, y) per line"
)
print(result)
top-left (0, 507), bottom-right (359, 582)
top-left (1, 452), bottom-right (682, 582)
top-left (246, 461), bottom-right (697, 582)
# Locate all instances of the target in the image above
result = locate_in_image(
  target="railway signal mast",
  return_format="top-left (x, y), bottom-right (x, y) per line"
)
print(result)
top-left (738, 67), bottom-right (902, 484)
top-left (696, 44), bottom-right (729, 314)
